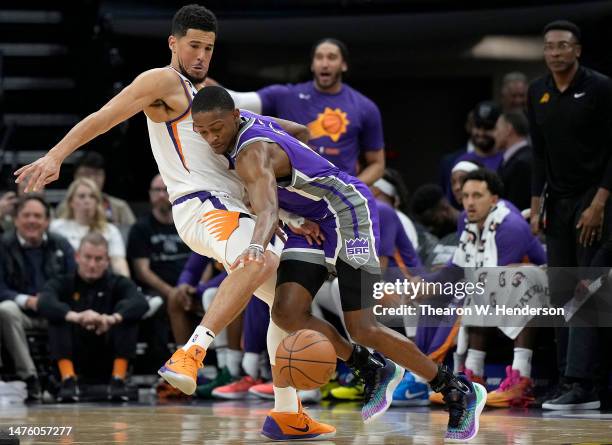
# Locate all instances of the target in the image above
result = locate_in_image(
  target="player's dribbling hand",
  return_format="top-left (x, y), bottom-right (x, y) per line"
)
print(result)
top-left (14, 153), bottom-right (63, 193)
top-left (288, 219), bottom-right (325, 246)
top-left (230, 245), bottom-right (265, 270)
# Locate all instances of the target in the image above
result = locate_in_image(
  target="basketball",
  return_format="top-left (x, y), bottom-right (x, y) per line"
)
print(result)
top-left (275, 329), bottom-right (337, 390)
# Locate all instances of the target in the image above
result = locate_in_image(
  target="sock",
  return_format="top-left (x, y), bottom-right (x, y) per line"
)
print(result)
top-left (216, 348), bottom-right (228, 369)
top-left (273, 386), bottom-right (299, 413)
top-left (112, 358), bottom-right (128, 380)
top-left (453, 352), bottom-right (466, 374)
top-left (346, 344), bottom-right (383, 374)
top-left (242, 352), bottom-right (260, 379)
top-left (465, 349), bottom-right (486, 377)
top-left (227, 349), bottom-right (244, 378)
top-left (414, 372), bottom-right (428, 384)
top-left (182, 325), bottom-right (215, 351)
top-left (429, 364), bottom-right (465, 393)
top-left (512, 347), bottom-right (533, 378)
top-left (58, 359), bottom-right (75, 381)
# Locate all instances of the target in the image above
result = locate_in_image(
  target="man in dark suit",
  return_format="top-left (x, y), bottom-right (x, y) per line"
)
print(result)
top-left (495, 111), bottom-right (533, 211)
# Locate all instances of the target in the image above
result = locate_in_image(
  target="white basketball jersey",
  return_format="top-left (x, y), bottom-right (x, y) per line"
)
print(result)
top-left (146, 67), bottom-right (246, 203)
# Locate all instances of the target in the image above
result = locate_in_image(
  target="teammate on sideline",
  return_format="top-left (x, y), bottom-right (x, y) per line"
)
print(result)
top-left (14, 5), bottom-right (396, 440)
top-left (191, 85), bottom-right (488, 442)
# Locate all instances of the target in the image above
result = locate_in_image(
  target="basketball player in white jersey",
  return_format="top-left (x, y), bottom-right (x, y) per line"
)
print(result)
top-left (14, 5), bottom-right (336, 439)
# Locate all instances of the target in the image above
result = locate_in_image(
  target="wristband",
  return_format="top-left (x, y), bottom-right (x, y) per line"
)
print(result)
top-left (248, 243), bottom-right (265, 254)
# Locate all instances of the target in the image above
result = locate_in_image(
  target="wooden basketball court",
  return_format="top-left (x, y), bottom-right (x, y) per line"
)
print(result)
top-left (2, 399), bottom-right (612, 444)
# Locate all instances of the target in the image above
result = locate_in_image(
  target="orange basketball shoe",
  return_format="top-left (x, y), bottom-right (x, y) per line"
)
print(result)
top-left (430, 369), bottom-right (485, 405)
top-left (486, 366), bottom-right (534, 408)
top-left (158, 345), bottom-right (205, 395)
top-left (261, 401), bottom-right (336, 441)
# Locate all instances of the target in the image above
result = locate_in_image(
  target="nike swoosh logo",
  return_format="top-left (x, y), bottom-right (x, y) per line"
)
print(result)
top-left (404, 390), bottom-right (426, 399)
top-left (287, 424), bottom-right (310, 433)
top-left (206, 331), bottom-right (215, 339)
top-left (574, 92), bottom-right (586, 98)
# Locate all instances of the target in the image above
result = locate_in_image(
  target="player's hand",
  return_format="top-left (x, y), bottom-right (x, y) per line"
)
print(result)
top-left (0, 191), bottom-right (17, 217)
top-left (14, 153), bottom-right (63, 193)
top-left (287, 219), bottom-right (325, 246)
top-left (230, 245), bottom-right (265, 270)
top-left (576, 203), bottom-right (604, 247)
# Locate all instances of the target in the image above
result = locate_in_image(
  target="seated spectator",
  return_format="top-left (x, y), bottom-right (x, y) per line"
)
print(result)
top-left (51, 177), bottom-right (129, 277)
top-left (411, 184), bottom-right (461, 268)
top-left (500, 71), bottom-right (528, 113)
top-left (38, 233), bottom-right (148, 402)
top-left (0, 190), bottom-right (17, 233)
top-left (57, 151), bottom-right (135, 228)
top-left (494, 111), bottom-right (533, 211)
top-left (0, 196), bottom-right (75, 401)
top-left (126, 174), bottom-right (191, 367)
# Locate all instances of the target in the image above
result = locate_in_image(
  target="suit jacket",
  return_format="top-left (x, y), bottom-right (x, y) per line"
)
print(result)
top-left (500, 144), bottom-right (533, 211)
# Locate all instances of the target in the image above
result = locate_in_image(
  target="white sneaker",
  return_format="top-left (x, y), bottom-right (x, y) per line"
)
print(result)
top-left (298, 388), bottom-right (322, 403)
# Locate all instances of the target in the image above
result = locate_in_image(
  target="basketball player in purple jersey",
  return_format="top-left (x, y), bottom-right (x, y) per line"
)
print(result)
top-left (192, 86), bottom-right (487, 442)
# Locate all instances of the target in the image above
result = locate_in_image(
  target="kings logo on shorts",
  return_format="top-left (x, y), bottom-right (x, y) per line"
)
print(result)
top-left (346, 238), bottom-right (370, 265)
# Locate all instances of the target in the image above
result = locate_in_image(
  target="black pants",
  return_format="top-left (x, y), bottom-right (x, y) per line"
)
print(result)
top-left (545, 189), bottom-right (612, 381)
top-left (48, 320), bottom-right (140, 380)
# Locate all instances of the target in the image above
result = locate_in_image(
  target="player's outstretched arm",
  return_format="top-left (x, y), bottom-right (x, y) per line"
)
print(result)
top-left (231, 142), bottom-right (279, 270)
top-left (14, 68), bottom-right (177, 192)
top-left (271, 117), bottom-right (310, 144)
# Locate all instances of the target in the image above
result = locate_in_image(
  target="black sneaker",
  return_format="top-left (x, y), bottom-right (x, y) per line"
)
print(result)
top-left (533, 381), bottom-right (570, 408)
top-left (542, 382), bottom-right (600, 410)
top-left (25, 375), bottom-right (42, 402)
top-left (360, 354), bottom-right (403, 423)
top-left (108, 377), bottom-right (130, 402)
top-left (56, 377), bottom-right (79, 403)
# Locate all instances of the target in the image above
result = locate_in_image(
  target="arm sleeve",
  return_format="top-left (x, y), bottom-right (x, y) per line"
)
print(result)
top-left (599, 79), bottom-right (612, 191)
top-left (256, 84), bottom-right (290, 116)
top-left (527, 84), bottom-right (547, 197)
top-left (495, 217), bottom-right (546, 265)
top-left (360, 98), bottom-right (385, 152)
top-left (107, 224), bottom-right (126, 258)
top-left (126, 222), bottom-right (150, 261)
top-left (228, 90), bottom-right (263, 114)
top-left (177, 253), bottom-right (210, 286)
top-left (38, 277), bottom-right (72, 322)
top-left (113, 277), bottom-right (149, 321)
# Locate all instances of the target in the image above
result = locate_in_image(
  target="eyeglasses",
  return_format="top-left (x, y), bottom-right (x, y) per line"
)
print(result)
top-left (544, 41), bottom-right (575, 52)
top-left (150, 187), bottom-right (168, 193)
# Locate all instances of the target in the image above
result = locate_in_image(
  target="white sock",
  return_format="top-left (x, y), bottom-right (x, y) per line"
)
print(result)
top-left (273, 386), bottom-right (299, 413)
top-left (227, 349), bottom-right (244, 378)
top-left (182, 326), bottom-right (215, 351)
top-left (216, 348), bottom-right (228, 369)
top-left (512, 347), bottom-right (533, 378)
top-left (465, 349), bottom-right (486, 377)
top-left (453, 352), bottom-right (466, 374)
top-left (242, 352), bottom-right (260, 379)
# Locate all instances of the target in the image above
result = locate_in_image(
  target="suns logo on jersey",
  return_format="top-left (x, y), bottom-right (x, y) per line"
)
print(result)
top-left (307, 107), bottom-right (350, 142)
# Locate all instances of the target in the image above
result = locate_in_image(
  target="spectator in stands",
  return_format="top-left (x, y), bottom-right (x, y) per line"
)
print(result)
top-left (450, 160), bottom-right (481, 209)
top-left (495, 111), bottom-right (533, 211)
top-left (57, 151), bottom-right (135, 227)
top-left (411, 184), bottom-right (461, 268)
top-left (126, 174), bottom-right (191, 364)
top-left (219, 38), bottom-right (385, 184)
top-left (452, 101), bottom-right (503, 176)
top-left (38, 233), bottom-right (148, 402)
top-left (51, 177), bottom-right (129, 277)
top-left (0, 196), bottom-right (75, 401)
top-left (0, 190), bottom-right (17, 233)
top-left (500, 71), bottom-right (528, 112)
top-left (420, 170), bottom-right (546, 407)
